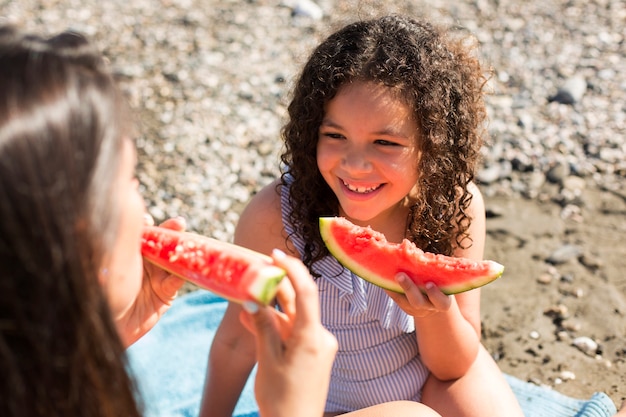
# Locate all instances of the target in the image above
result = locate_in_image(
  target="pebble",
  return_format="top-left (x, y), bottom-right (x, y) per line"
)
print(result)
top-left (536, 273), bottom-right (553, 285)
top-left (562, 176), bottom-right (587, 193)
top-left (560, 204), bottom-right (583, 222)
top-left (572, 336), bottom-right (599, 357)
top-left (477, 164), bottom-right (502, 185)
top-left (288, 0), bottom-right (324, 20)
top-left (549, 76), bottom-right (588, 105)
top-left (546, 161), bottom-right (570, 184)
top-left (561, 319), bottom-right (582, 332)
top-left (579, 254), bottom-right (604, 270)
top-left (544, 304), bottom-right (569, 320)
top-left (546, 245), bottom-right (583, 265)
top-left (556, 331), bottom-right (571, 342)
top-left (559, 370), bottom-right (576, 381)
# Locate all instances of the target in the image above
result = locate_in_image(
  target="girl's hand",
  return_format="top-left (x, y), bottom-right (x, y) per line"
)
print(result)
top-left (118, 216), bottom-right (186, 347)
top-left (239, 250), bottom-right (338, 417)
top-left (385, 272), bottom-right (452, 318)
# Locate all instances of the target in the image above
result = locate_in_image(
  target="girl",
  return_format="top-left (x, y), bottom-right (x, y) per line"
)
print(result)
top-left (0, 26), bottom-right (339, 417)
top-left (205, 15), bottom-right (524, 417)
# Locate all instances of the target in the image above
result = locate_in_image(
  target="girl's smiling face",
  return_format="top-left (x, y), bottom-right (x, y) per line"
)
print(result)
top-left (317, 81), bottom-right (421, 228)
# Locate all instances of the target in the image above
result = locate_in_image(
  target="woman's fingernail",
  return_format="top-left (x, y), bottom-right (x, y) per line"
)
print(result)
top-left (144, 213), bottom-right (155, 226)
top-left (272, 248), bottom-right (286, 259)
top-left (242, 301), bottom-right (259, 314)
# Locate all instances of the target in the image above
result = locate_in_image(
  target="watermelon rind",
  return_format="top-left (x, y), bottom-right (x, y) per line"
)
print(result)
top-left (246, 269), bottom-right (286, 305)
top-left (319, 217), bottom-right (504, 295)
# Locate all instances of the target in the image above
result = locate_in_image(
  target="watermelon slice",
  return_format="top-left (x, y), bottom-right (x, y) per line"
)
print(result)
top-left (141, 226), bottom-right (285, 305)
top-left (319, 217), bottom-right (503, 295)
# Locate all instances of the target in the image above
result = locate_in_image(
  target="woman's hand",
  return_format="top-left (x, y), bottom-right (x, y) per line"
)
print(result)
top-left (239, 249), bottom-right (338, 417)
top-left (118, 216), bottom-right (187, 347)
top-left (385, 272), bottom-right (452, 318)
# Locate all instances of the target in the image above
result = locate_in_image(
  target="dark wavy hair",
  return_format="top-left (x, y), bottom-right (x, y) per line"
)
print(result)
top-left (280, 15), bottom-right (489, 271)
top-left (0, 27), bottom-right (142, 417)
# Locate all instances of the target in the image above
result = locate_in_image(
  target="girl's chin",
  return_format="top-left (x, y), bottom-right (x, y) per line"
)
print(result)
top-left (337, 206), bottom-right (378, 225)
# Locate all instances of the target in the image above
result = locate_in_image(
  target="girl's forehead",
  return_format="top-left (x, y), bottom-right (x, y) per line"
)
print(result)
top-left (330, 81), bottom-right (415, 119)
top-left (323, 81), bottom-right (421, 141)
top-left (336, 80), bottom-right (411, 105)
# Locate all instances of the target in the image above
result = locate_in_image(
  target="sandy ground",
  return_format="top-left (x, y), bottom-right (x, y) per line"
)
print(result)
top-left (481, 186), bottom-right (626, 408)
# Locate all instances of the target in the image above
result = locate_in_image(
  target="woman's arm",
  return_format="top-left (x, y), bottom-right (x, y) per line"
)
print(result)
top-left (117, 217), bottom-right (187, 347)
top-left (241, 249), bottom-right (337, 417)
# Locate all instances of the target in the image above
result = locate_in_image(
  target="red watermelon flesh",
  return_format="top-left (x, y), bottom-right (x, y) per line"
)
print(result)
top-left (319, 217), bottom-right (503, 295)
top-left (141, 226), bottom-right (285, 305)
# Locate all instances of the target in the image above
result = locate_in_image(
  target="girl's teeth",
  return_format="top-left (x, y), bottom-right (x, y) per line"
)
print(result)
top-left (343, 181), bottom-right (378, 193)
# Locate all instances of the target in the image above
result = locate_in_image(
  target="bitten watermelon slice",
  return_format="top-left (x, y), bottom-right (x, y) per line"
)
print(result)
top-left (141, 226), bottom-right (285, 305)
top-left (319, 217), bottom-right (503, 295)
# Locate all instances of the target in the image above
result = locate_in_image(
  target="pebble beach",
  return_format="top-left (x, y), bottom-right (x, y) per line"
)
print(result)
top-left (4, 0), bottom-right (625, 409)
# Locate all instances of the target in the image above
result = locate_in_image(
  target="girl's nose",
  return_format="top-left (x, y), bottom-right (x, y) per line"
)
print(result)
top-left (342, 148), bottom-right (372, 173)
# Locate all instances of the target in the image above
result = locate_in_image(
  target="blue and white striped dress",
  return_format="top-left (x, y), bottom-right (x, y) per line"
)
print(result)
top-left (280, 181), bottom-right (430, 413)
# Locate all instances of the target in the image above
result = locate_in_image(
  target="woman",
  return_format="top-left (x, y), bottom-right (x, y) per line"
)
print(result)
top-left (0, 25), bottom-right (336, 417)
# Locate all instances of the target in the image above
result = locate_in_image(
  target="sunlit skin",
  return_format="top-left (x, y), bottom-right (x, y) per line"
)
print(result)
top-left (100, 139), bottom-right (147, 320)
top-left (316, 81), bottom-right (421, 239)
top-left (99, 139), bottom-right (186, 346)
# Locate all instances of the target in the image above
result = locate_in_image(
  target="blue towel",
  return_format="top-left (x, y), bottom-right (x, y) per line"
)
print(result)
top-left (127, 290), bottom-right (617, 417)
top-left (127, 290), bottom-right (258, 417)
top-left (505, 374), bottom-right (617, 417)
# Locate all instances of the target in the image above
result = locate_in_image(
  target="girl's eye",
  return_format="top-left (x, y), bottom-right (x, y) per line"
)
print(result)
top-left (322, 132), bottom-right (344, 140)
top-left (375, 139), bottom-right (400, 146)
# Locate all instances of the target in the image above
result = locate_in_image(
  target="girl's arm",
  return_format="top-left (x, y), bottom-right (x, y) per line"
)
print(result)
top-left (199, 302), bottom-right (258, 417)
top-left (200, 180), bottom-right (294, 416)
top-left (387, 183), bottom-right (485, 381)
top-left (449, 182), bottom-right (486, 336)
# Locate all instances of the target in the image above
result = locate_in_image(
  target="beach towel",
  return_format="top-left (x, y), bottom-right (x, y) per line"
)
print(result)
top-left (127, 290), bottom-right (617, 417)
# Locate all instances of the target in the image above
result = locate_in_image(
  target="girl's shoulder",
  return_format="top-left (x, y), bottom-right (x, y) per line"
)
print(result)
top-left (234, 178), bottom-right (287, 255)
top-left (466, 181), bottom-right (485, 216)
top-left (245, 178), bottom-right (283, 213)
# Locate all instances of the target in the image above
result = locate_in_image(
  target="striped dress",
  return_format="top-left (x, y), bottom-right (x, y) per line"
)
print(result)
top-left (280, 180), bottom-right (430, 413)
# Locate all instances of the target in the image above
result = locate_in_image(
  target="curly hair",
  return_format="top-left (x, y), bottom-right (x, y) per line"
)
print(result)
top-left (280, 15), bottom-right (489, 271)
top-left (0, 27), bottom-right (142, 417)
